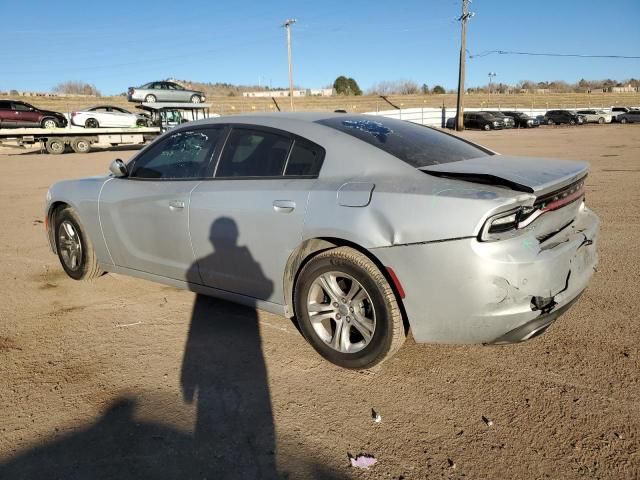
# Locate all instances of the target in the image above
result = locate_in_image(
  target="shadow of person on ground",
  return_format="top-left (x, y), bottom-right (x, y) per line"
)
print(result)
top-left (0, 217), bottom-right (344, 479)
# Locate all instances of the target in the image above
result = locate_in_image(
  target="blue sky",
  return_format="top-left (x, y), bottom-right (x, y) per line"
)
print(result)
top-left (2, 0), bottom-right (639, 95)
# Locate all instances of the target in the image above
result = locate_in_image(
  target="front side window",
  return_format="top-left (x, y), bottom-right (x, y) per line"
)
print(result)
top-left (12, 103), bottom-right (31, 112)
top-left (316, 116), bottom-right (490, 167)
top-left (215, 129), bottom-right (291, 178)
top-left (129, 128), bottom-right (221, 179)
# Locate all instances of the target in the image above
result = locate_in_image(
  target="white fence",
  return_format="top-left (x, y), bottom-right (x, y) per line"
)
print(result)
top-left (364, 106), bottom-right (637, 127)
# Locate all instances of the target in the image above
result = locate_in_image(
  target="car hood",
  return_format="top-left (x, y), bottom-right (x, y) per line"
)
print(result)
top-left (41, 109), bottom-right (65, 117)
top-left (420, 155), bottom-right (588, 196)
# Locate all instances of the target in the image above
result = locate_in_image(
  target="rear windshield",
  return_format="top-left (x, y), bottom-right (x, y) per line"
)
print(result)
top-left (315, 116), bottom-right (490, 167)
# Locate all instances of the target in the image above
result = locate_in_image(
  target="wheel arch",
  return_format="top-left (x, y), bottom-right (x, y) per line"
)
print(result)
top-left (46, 201), bottom-right (72, 253)
top-left (283, 236), bottom-right (409, 333)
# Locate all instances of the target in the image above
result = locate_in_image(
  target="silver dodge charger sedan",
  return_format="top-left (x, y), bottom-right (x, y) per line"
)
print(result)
top-left (45, 113), bottom-right (599, 368)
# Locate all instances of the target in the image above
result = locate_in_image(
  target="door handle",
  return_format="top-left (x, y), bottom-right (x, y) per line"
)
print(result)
top-left (169, 200), bottom-right (185, 210)
top-left (273, 200), bottom-right (295, 213)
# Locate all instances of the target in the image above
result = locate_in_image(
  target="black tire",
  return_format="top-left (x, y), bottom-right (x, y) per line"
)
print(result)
top-left (54, 207), bottom-right (102, 281)
top-left (483, 124), bottom-right (491, 131)
top-left (41, 118), bottom-right (58, 129)
top-left (145, 94), bottom-right (157, 103)
top-left (135, 118), bottom-right (148, 127)
top-left (45, 138), bottom-right (66, 154)
top-left (620, 118), bottom-right (628, 124)
top-left (569, 119), bottom-right (576, 125)
top-left (190, 94), bottom-right (202, 104)
top-left (547, 119), bottom-right (554, 125)
top-left (71, 138), bottom-right (91, 153)
top-left (598, 117), bottom-right (604, 124)
top-left (85, 118), bottom-right (99, 128)
top-left (294, 246), bottom-right (405, 369)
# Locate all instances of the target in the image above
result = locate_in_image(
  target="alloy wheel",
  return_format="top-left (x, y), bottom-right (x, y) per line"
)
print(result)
top-left (58, 221), bottom-right (83, 271)
top-left (306, 271), bottom-right (376, 354)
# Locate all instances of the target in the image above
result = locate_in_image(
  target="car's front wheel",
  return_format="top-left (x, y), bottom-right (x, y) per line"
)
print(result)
top-left (483, 124), bottom-right (491, 131)
top-left (294, 247), bottom-right (405, 369)
top-left (85, 118), bottom-right (99, 128)
top-left (547, 119), bottom-right (554, 125)
top-left (54, 207), bottom-right (102, 280)
top-left (598, 117), bottom-right (605, 124)
top-left (620, 118), bottom-right (628, 124)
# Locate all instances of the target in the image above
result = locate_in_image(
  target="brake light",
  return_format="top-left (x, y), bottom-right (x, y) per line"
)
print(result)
top-left (71, 112), bottom-right (76, 117)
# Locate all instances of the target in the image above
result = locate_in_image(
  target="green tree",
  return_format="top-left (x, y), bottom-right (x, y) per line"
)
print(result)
top-left (421, 83), bottom-right (429, 94)
top-left (431, 85), bottom-right (445, 94)
top-left (333, 76), bottom-right (362, 95)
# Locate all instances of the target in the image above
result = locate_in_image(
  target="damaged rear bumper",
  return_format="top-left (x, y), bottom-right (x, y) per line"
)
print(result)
top-left (372, 206), bottom-right (599, 344)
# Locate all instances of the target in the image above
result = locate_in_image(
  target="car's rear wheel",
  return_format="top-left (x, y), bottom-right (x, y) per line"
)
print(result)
top-left (294, 247), bottom-right (405, 369)
top-left (85, 118), bottom-right (99, 128)
top-left (547, 119), bottom-right (554, 125)
top-left (483, 124), bottom-right (491, 131)
top-left (41, 118), bottom-right (58, 129)
top-left (190, 95), bottom-right (202, 104)
top-left (145, 94), bottom-right (157, 103)
top-left (54, 207), bottom-right (102, 281)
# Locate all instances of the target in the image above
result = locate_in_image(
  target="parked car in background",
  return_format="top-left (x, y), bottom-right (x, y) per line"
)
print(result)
top-left (610, 106), bottom-right (632, 122)
top-left (0, 100), bottom-right (67, 129)
top-left (618, 110), bottom-right (640, 124)
top-left (71, 105), bottom-right (149, 128)
top-left (500, 111), bottom-right (540, 128)
top-left (463, 112), bottom-right (505, 130)
top-left (45, 113), bottom-right (599, 369)
top-left (482, 111), bottom-right (515, 129)
top-left (576, 109), bottom-right (612, 124)
top-left (127, 81), bottom-right (206, 104)
top-left (544, 110), bottom-right (584, 125)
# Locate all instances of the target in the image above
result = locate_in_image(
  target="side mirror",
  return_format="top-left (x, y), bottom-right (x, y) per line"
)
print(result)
top-left (109, 159), bottom-right (128, 178)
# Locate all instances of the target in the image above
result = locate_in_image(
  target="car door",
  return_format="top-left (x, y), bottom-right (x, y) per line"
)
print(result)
top-left (99, 127), bottom-right (224, 281)
top-left (189, 126), bottom-right (324, 304)
top-left (12, 102), bottom-right (40, 127)
top-left (91, 107), bottom-right (111, 127)
top-left (0, 101), bottom-right (16, 127)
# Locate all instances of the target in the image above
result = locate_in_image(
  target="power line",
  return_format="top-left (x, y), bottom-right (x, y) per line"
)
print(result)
top-left (469, 50), bottom-right (640, 59)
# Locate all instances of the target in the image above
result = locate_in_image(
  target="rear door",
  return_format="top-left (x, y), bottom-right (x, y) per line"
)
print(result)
top-left (99, 127), bottom-right (224, 281)
top-left (189, 126), bottom-right (324, 303)
top-left (0, 101), bottom-right (16, 127)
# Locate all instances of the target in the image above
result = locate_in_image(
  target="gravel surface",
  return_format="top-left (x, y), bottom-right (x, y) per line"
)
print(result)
top-left (0, 125), bottom-right (638, 479)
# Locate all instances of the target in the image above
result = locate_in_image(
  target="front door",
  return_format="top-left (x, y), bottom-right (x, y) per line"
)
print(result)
top-left (190, 127), bottom-right (324, 304)
top-left (99, 127), bottom-right (223, 281)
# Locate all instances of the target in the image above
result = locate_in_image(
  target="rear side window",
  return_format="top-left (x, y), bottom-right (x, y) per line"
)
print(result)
top-left (316, 116), bottom-right (489, 167)
top-left (130, 128), bottom-right (221, 179)
top-left (285, 138), bottom-right (324, 176)
top-left (216, 129), bottom-right (292, 178)
top-left (0, 101), bottom-right (11, 109)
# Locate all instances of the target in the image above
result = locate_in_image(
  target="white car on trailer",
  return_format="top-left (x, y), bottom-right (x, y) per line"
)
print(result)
top-left (71, 105), bottom-right (148, 128)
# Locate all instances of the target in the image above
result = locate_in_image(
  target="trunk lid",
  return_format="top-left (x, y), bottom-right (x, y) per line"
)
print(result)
top-left (420, 155), bottom-right (588, 197)
top-left (421, 155), bottom-right (589, 241)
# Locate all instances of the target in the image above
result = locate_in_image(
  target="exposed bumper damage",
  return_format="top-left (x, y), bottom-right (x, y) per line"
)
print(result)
top-left (372, 206), bottom-right (599, 344)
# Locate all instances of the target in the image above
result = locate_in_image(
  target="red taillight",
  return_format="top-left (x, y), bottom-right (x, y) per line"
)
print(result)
top-left (71, 112), bottom-right (76, 117)
top-left (386, 266), bottom-right (405, 299)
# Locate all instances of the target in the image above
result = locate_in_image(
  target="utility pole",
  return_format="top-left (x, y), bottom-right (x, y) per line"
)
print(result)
top-left (282, 18), bottom-right (297, 111)
top-left (455, 0), bottom-right (473, 131)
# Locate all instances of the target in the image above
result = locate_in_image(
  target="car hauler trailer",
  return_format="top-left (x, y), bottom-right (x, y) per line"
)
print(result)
top-left (0, 126), bottom-right (161, 154)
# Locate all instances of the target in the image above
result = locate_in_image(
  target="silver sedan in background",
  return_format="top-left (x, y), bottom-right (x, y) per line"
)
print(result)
top-left (127, 81), bottom-right (206, 104)
top-left (45, 113), bottom-right (599, 368)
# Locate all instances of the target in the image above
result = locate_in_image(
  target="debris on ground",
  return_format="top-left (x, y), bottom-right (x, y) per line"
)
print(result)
top-left (447, 458), bottom-right (456, 469)
top-left (371, 408), bottom-right (382, 423)
top-left (482, 415), bottom-right (494, 426)
top-left (349, 453), bottom-right (377, 469)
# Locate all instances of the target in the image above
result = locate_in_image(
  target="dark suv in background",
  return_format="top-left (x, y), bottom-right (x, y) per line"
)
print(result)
top-left (0, 100), bottom-right (67, 129)
top-left (463, 112), bottom-right (505, 130)
top-left (499, 111), bottom-right (540, 128)
top-left (544, 110), bottom-right (584, 125)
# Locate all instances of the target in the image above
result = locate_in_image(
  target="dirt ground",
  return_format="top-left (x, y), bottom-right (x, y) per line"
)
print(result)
top-left (0, 125), bottom-right (638, 479)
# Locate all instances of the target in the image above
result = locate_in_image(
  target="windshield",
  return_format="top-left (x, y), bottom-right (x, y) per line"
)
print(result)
top-left (316, 116), bottom-right (491, 167)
